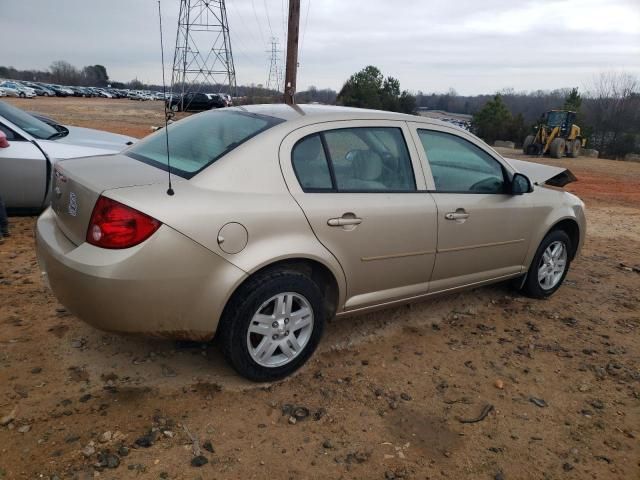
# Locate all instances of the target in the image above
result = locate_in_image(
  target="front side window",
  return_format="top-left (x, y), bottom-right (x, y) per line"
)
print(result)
top-left (292, 127), bottom-right (416, 192)
top-left (127, 110), bottom-right (283, 178)
top-left (418, 130), bottom-right (505, 194)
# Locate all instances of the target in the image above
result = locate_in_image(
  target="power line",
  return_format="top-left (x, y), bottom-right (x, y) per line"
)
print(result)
top-left (225, 0), bottom-right (266, 70)
top-left (299, 0), bottom-right (311, 65)
top-left (263, 0), bottom-right (274, 37)
top-left (251, 0), bottom-right (267, 46)
top-left (226, 0), bottom-right (261, 47)
top-left (281, 0), bottom-right (288, 44)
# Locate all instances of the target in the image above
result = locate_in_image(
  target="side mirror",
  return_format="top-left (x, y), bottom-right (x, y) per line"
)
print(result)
top-left (0, 130), bottom-right (9, 148)
top-left (511, 173), bottom-right (532, 195)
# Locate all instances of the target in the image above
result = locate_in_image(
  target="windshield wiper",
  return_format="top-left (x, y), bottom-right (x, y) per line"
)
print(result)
top-left (46, 124), bottom-right (70, 140)
top-left (47, 131), bottom-right (68, 140)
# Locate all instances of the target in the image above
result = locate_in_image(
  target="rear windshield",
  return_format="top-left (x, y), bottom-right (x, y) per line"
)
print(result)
top-left (126, 110), bottom-right (283, 178)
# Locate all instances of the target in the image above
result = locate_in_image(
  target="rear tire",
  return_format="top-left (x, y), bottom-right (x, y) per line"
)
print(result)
top-left (550, 138), bottom-right (565, 158)
top-left (217, 270), bottom-right (326, 382)
top-left (523, 135), bottom-right (535, 154)
top-left (19, 92), bottom-right (25, 98)
top-left (567, 139), bottom-right (581, 158)
top-left (521, 230), bottom-right (572, 299)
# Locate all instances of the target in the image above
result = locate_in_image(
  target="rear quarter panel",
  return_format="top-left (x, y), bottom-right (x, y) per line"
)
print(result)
top-left (105, 134), bottom-right (348, 312)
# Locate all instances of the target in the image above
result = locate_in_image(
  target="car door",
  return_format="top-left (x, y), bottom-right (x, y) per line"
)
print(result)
top-left (0, 121), bottom-right (48, 210)
top-left (181, 93), bottom-right (194, 110)
top-left (280, 120), bottom-right (438, 311)
top-left (191, 93), bottom-right (208, 110)
top-left (409, 123), bottom-right (534, 292)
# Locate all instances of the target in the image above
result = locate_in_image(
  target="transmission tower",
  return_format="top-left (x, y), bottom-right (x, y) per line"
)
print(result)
top-left (266, 37), bottom-right (282, 92)
top-left (171, 0), bottom-right (237, 97)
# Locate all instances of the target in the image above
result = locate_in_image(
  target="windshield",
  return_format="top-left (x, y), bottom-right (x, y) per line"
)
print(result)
top-left (0, 100), bottom-right (58, 139)
top-left (546, 111), bottom-right (568, 127)
top-left (126, 110), bottom-right (284, 178)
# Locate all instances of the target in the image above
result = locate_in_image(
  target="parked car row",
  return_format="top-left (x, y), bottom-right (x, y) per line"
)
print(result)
top-left (0, 79), bottom-right (234, 109)
top-left (0, 80), bottom-right (162, 100)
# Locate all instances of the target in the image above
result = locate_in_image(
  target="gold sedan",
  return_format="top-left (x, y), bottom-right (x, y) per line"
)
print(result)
top-left (36, 105), bottom-right (586, 381)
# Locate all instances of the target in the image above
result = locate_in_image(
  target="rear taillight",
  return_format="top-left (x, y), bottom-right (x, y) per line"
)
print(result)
top-left (86, 196), bottom-right (161, 249)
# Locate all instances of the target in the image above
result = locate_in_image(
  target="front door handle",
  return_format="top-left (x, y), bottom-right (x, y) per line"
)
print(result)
top-left (327, 214), bottom-right (362, 227)
top-left (445, 209), bottom-right (470, 221)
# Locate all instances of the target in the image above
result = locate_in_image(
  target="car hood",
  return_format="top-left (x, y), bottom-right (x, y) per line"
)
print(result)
top-left (506, 158), bottom-right (577, 187)
top-left (55, 125), bottom-right (136, 151)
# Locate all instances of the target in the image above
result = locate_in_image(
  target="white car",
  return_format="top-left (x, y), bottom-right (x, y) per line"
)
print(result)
top-left (0, 81), bottom-right (36, 98)
top-left (0, 84), bottom-right (24, 98)
top-left (0, 101), bottom-right (136, 212)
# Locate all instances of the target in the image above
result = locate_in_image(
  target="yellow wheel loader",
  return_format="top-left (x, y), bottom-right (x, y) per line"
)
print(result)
top-left (523, 110), bottom-right (586, 158)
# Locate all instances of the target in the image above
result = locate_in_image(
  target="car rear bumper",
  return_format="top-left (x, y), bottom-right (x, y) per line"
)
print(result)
top-left (36, 208), bottom-right (246, 340)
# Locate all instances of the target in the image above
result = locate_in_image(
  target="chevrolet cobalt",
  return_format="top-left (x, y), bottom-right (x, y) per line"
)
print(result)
top-left (36, 105), bottom-right (585, 381)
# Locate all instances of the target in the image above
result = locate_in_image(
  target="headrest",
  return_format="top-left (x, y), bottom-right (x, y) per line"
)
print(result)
top-left (349, 150), bottom-right (383, 181)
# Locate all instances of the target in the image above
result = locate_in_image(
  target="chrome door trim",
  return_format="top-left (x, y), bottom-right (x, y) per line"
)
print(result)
top-left (437, 238), bottom-right (525, 254)
top-left (361, 249), bottom-right (436, 262)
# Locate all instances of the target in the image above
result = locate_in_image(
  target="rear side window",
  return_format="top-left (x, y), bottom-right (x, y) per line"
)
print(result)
top-left (418, 130), bottom-right (505, 194)
top-left (126, 110), bottom-right (283, 179)
top-left (292, 135), bottom-right (333, 190)
top-left (292, 127), bottom-right (416, 192)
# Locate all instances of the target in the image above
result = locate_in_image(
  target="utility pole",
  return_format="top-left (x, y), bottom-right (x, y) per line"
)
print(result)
top-left (283, 0), bottom-right (300, 105)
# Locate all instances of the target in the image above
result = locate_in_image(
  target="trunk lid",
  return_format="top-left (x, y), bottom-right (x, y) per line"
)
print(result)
top-left (56, 125), bottom-right (136, 151)
top-left (51, 154), bottom-right (174, 245)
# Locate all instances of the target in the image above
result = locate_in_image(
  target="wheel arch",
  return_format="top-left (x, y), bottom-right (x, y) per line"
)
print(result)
top-left (548, 217), bottom-right (581, 259)
top-left (516, 215), bottom-right (582, 290)
top-left (219, 256), bottom-right (343, 333)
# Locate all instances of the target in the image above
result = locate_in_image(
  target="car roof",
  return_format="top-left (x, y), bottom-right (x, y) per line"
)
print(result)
top-left (232, 103), bottom-right (457, 129)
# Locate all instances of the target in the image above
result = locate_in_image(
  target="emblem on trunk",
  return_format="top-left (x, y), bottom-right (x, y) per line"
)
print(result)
top-left (68, 192), bottom-right (78, 217)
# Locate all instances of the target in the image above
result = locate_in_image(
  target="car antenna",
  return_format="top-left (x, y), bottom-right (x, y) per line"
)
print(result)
top-left (157, 0), bottom-right (174, 196)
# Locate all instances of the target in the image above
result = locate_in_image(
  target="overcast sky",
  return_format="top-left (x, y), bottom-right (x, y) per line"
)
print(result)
top-left (1, 0), bottom-right (639, 95)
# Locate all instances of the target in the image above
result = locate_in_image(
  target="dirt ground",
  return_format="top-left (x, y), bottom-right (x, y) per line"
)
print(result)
top-left (1, 98), bottom-right (639, 480)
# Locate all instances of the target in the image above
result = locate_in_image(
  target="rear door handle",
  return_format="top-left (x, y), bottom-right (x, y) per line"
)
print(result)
top-left (327, 216), bottom-right (362, 227)
top-left (445, 209), bottom-right (470, 221)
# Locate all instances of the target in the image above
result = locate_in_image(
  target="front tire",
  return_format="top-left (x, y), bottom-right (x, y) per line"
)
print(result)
top-left (567, 139), bottom-right (581, 158)
top-left (523, 135), bottom-right (535, 154)
top-left (550, 138), bottom-right (565, 158)
top-left (521, 230), bottom-right (572, 299)
top-left (218, 270), bottom-right (326, 381)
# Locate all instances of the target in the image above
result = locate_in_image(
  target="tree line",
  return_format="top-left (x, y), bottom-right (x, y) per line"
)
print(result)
top-left (469, 74), bottom-right (640, 158)
top-left (2, 61), bottom-right (637, 157)
top-left (0, 61), bottom-right (110, 87)
top-left (334, 66), bottom-right (639, 158)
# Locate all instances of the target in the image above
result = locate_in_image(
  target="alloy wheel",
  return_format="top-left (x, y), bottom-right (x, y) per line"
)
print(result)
top-left (246, 292), bottom-right (314, 368)
top-left (537, 240), bottom-right (567, 289)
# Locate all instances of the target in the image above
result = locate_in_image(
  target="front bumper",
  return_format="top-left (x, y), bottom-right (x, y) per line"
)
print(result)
top-left (36, 208), bottom-right (247, 340)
